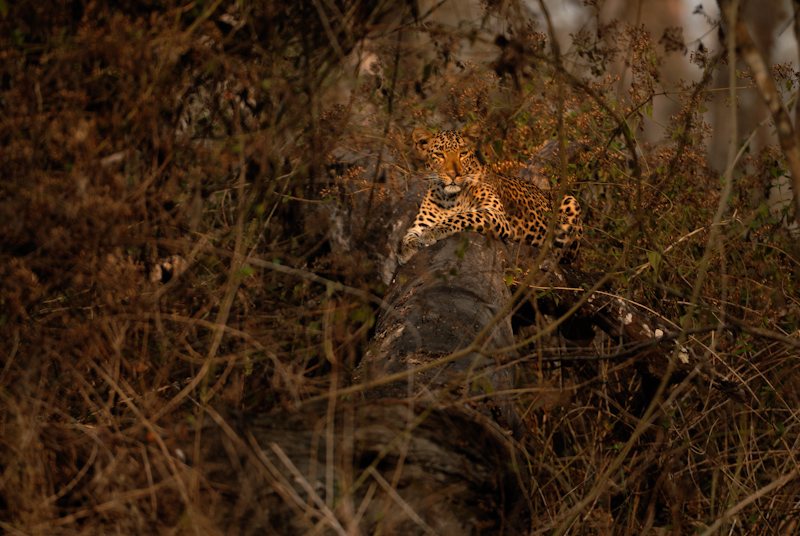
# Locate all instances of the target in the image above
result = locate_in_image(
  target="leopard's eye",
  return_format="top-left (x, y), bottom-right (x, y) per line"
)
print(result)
top-left (459, 151), bottom-right (470, 158)
top-left (432, 152), bottom-right (445, 159)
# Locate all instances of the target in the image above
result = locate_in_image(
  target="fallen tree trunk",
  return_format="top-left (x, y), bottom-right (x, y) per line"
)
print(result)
top-left (177, 233), bottom-right (535, 535)
top-left (355, 232), bottom-right (522, 433)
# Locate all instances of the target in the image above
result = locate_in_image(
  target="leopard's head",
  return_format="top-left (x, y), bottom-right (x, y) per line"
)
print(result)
top-left (412, 125), bottom-right (482, 194)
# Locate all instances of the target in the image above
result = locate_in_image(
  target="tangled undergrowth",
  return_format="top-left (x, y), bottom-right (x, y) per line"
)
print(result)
top-left (2, 1), bottom-right (799, 534)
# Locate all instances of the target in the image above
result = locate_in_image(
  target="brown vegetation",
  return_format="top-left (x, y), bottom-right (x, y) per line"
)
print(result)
top-left (2, 1), bottom-right (800, 534)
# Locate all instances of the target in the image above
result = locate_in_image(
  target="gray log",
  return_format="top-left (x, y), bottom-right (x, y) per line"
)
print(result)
top-left (181, 234), bottom-right (534, 535)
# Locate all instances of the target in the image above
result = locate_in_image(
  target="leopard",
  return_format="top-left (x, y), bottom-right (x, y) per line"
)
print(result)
top-left (399, 125), bottom-right (583, 265)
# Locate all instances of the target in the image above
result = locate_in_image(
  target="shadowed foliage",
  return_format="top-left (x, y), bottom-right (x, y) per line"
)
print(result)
top-left (2, 1), bottom-right (800, 534)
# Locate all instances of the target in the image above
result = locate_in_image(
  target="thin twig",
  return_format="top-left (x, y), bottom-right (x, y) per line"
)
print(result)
top-left (698, 468), bottom-right (800, 536)
top-left (269, 442), bottom-right (348, 536)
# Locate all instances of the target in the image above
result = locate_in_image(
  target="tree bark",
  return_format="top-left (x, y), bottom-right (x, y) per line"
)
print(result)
top-left (355, 232), bottom-right (521, 430)
top-left (177, 234), bottom-right (534, 535)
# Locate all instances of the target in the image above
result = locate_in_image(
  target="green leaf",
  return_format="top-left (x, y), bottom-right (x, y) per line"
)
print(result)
top-left (492, 139), bottom-right (503, 157)
top-left (647, 250), bottom-right (662, 276)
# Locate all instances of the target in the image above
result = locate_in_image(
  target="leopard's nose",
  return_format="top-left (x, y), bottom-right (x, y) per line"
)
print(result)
top-left (446, 171), bottom-right (457, 180)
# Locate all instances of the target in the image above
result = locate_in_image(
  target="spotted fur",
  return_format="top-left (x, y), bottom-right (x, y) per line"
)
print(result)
top-left (399, 126), bottom-right (583, 265)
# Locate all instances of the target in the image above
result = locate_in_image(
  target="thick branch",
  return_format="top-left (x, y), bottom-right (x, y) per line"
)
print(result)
top-left (356, 234), bottom-right (517, 408)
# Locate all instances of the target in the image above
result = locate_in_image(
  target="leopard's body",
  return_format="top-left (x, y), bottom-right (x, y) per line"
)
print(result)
top-left (399, 126), bottom-right (583, 265)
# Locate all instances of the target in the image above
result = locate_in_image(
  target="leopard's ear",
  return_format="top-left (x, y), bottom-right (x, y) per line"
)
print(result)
top-left (412, 128), bottom-right (433, 155)
top-left (463, 124), bottom-right (481, 142)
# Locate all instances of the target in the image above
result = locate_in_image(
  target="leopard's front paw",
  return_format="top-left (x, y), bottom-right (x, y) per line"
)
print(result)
top-left (399, 234), bottom-right (421, 265)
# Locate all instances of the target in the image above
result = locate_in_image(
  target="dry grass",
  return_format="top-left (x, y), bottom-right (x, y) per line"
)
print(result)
top-left (2, 1), bottom-right (800, 534)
